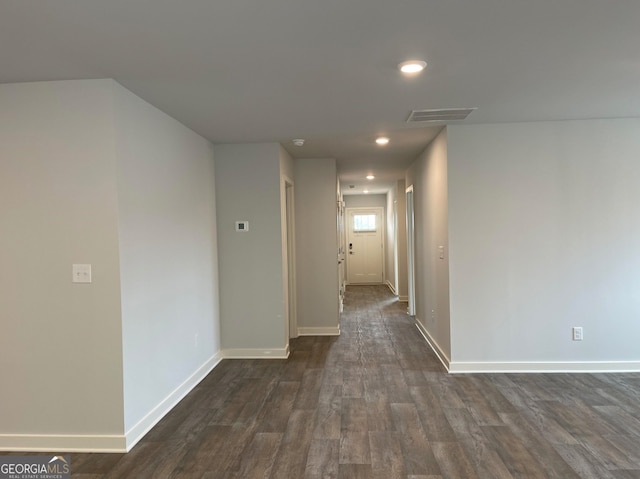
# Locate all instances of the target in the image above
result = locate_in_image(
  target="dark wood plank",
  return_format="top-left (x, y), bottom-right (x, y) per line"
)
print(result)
top-left (480, 425), bottom-right (549, 479)
top-left (498, 412), bottom-right (581, 479)
top-left (228, 432), bottom-right (282, 479)
top-left (341, 397), bottom-right (368, 432)
top-left (431, 442), bottom-right (479, 479)
top-left (304, 439), bottom-right (339, 479)
top-left (554, 443), bottom-right (618, 479)
top-left (366, 399), bottom-right (395, 432)
top-left (390, 403), bottom-right (441, 475)
top-left (369, 431), bottom-right (406, 479)
top-left (312, 385), bottom-right (342, 439)
top-left (257, 381), bottom-right (300, 433)
top-left (338, 463), bottom-right (373, 479)
top-left (293, 369), bottom-right (324, 409)
top-left (270, 409), bottom-right (315, 479)
top-left (338, 431), bottom-right (370, 464)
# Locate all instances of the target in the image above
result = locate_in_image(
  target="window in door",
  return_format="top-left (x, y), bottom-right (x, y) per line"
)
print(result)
top-left (353, 214), bottom-right (376, 232)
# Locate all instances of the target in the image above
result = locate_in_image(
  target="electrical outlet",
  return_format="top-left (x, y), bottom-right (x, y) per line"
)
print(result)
top-left (572, 327), bottom-right (583, 341)
top-left (72, 264), bottom-right (92, 283)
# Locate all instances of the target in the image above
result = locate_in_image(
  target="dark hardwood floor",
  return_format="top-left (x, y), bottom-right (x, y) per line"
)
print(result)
top-left (6, 285), bottom-right (640, 478)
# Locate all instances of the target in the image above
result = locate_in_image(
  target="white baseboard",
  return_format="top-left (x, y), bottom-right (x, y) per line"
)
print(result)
top-left (411, 319), bottom-right (640, 373)
top-left (385, 280), bottom-right (398, 296)
top-left (0, 353), bottom-right (225, 453)
top-left (222, 347), bottom-right (290, 359)
top-left (398, 295), bottom-right (408, 302)
top-left (297, 326), bottom-right (341, 336)
top-left (448, 361), bottom-right (640, 374)
top-left (0, 434), bottom-right (126, 453)
top-left (414, 318), bottom-right (451, 371)
top-left (125, 351), bottom-right (223, 451)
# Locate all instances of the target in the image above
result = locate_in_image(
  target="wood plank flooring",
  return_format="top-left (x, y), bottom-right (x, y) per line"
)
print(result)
top-left (5, 284), bottom-right (640, 478)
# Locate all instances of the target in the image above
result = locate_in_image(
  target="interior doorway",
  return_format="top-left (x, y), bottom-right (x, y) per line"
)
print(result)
top-left (346, 207), bottom-right (384, 284)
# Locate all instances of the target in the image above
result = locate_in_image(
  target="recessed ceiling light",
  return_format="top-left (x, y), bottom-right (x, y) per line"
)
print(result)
top-left (376, 137), bottom-right (389, 145)
top-left (292, 138), bottom-right (305, 147)
top-left (363, 190), bottom-right (369, 194)
top-left (366, 175), bottom-right (375, 180)
top-left (399, 60), bottom-right (427, 74)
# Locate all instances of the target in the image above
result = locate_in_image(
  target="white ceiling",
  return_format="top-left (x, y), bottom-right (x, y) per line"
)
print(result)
top-left (2, 0), bottom-right (640, 194)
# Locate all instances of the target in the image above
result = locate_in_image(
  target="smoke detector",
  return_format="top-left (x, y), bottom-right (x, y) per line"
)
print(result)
top-left (292, 139), bottom-right (305, 147)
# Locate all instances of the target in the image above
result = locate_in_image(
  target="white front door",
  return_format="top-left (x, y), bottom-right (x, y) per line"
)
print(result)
top-left (346, 207), bottom-right (384, 283)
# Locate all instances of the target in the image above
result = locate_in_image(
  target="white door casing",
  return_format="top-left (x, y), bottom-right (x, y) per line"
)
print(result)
top-left (346, 207), bottom-right (384, 284)
top-left (406, 186), bottom-right (416, 316)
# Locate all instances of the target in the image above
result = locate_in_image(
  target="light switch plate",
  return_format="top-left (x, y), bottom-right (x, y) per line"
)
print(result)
top-left (72, 264), bottom-right (92, 283)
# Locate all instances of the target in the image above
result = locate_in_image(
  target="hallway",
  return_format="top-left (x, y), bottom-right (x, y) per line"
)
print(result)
top-left (49, 286), bottom-right (640, 477)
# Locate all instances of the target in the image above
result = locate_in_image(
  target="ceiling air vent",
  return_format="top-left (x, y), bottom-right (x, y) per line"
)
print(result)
top-left (407, 107), bottom-right (477, 123)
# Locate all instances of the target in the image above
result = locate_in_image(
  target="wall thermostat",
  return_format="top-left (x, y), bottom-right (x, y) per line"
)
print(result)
top-left (235, 221), bottom-right (249, 232)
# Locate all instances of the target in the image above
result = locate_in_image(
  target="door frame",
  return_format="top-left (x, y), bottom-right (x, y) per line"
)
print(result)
top-left (406, 185), bottom-right (416, 316)
top-left (337, 197), bottom-right (346, 312)
top-left (345, 206), bottom-right (385, 284)
top-left (281, 175), bottom-right (297, 339)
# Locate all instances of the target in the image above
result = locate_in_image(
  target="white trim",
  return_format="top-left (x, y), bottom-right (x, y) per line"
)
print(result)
top-left (405, 186), bottom-right (416, 316)
top-left (0, 434), bottom-right (126, 453)
top-left (385, 280), bottom-right (398, 296)
top-left (297, 326), bottom-right (341, 336)
top-left (448, 361), bottom-right (640, 374)
top-left (412, 318), bottom-right (640, 373)
top-left (125, 351), bottom-right (223, 451)
top-left (222, 347), bottom-right (290, 359)
top-left (0, 352), bottom-right (224, 453)
top-left (398, 295), bottom-right (409, 302)
top-left (281, 175), bottom-right (298, 340)
top-left (414, 318), bottom-right (451, 371)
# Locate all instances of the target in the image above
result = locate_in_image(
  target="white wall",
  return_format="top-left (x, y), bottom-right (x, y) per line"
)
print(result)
top-left (295, 158), bottom-right (340, 335)
top-left (447, 119), bottom-right (640, 370)
top-left (112, 82), bottom-right (221, 439)
top-left (214, 143), bottom-right (289, 355)
top-left (406, 129), bottom-right (451, 362)
top-left (344, 194), bottom-right (386, 208)
top-left (0, 80), bottom-right (125, 449)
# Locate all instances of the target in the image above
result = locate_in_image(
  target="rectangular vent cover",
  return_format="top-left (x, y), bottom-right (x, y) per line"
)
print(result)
top-left (407, 108), bottom-right (477, 123)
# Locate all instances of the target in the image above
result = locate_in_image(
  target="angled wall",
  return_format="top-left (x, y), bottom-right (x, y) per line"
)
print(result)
top-left (112, 82), bottom-right (221, 445)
